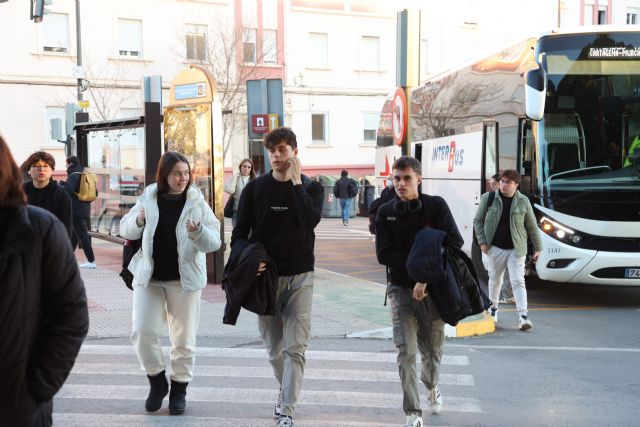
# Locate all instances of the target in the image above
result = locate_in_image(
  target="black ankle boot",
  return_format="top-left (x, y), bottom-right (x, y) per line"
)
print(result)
top-left (168, 380), bottom-right (188, 415)
top-left (145, 370), bottom-right (169, 412)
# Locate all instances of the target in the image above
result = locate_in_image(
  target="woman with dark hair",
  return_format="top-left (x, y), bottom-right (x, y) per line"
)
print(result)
top-left (0, 135), bottom-right (88, 426)
top-left (23, 151), bottom-right (73, 238)
top-left (224, 157), bottom-right (256, 226)
top-left (119, 151), bottom-right (221, 416)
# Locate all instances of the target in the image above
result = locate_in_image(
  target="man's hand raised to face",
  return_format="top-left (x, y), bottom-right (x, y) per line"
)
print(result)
top-left (287, 157), bottom-right (302, 185)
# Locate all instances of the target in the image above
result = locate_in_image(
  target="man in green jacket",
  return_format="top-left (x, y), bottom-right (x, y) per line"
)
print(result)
top-left (473, 169), bottom-right (542, 330)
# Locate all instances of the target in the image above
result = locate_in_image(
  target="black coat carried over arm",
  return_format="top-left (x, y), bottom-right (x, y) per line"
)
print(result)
top-left (375, 194), bottom-right (463, 288)
top-left (222, 240), bottom-right (277, 325)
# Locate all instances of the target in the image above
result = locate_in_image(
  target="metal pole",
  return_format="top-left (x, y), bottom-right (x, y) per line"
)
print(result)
top-left (557, 0), bottom-right (561, 28)
top-left (76, 0), bottom-right (82, 102)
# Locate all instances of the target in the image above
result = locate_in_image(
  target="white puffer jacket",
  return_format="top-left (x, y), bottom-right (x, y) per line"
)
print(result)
top-left (119, 184), bottom-right (221, 291)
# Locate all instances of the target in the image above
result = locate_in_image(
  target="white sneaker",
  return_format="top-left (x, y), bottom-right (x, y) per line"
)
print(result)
top-left (273, 385), bottom-right (282, 417)
top-left (404, 413), bottom-right (423, 427)
top-left (488, 306), bottom-right (498, 323)
top-left (519, 315), bottom-right (533, 331)
top-left (276, 415), bottom-right (293, 427)
top-left (427, 385), bottom-right (443, 414)
top-left (79, 261), bottom-right (97, 269)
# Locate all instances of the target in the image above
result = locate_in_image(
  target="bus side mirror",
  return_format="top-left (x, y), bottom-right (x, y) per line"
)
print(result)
top-left (525, 67), bottom-right (546, 121)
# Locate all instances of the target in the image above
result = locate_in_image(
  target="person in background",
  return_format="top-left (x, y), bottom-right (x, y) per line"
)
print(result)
top-left (63, 156), bottom-right (97, 269)
top-left (486, 174), bottom-right (515, 304)
top-left (0, 135), bottom-right (89, 427)
top-left (224, 158), bottom-right (256, 227)
top-left (473, 169), bottom-right (542, 330)
top-left (333, 169), bottom-right (359, 226)
top-left (231, 127), bottom-right (324, 427)
top-left (119, 151), bottom-right (221, 416)
top-left (23, 151), bottom-right (73, 238)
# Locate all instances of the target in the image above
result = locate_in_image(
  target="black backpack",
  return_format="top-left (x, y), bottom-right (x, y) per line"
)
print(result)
top-left (347, 179), bottom-right (358, 198)
top-left (119, 239), bottom-right (142, 290)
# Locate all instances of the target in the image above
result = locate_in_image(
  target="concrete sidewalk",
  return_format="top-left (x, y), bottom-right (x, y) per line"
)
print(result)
top-left (80, 236), bottom-right (493, 340)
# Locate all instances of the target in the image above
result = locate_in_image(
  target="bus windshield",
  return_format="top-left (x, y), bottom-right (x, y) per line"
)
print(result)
top-left (537, 32), bottom-right (640, 221)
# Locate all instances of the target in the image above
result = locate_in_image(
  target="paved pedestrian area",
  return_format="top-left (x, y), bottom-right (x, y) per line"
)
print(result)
top-left (83, 265), bottom-right (390, 339)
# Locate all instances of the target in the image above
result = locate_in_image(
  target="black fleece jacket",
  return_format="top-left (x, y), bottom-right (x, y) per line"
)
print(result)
top-left (24, 180), bottom-right (73, 239)
top-left (375, 194), bottom-right (463, 288)
top-left (231, 173), bottom-right (323, 276)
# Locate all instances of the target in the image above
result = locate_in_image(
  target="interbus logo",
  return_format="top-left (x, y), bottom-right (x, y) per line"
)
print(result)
top-left (431, 140), bottom-right (465, 172)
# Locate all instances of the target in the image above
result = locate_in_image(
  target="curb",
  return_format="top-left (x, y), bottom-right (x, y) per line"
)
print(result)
top-left (348, 312), bottom-right (495, 339)
top-left (446, 312), bottom-right (495, 338)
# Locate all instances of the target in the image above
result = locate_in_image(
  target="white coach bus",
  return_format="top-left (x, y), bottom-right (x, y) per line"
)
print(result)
top-left (377, 27), bottom-right (640, 285)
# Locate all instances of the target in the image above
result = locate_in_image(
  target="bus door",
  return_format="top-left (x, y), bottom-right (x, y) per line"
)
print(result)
top-left (481, 120), bottom-right (498, 196)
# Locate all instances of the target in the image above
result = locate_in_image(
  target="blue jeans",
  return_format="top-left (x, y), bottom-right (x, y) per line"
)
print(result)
top-left (340, 198), bottom-right (351, 223)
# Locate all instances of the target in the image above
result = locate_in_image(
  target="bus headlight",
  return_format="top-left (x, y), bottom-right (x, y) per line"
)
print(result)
top-left (539, 216), bottom-right (583, 246)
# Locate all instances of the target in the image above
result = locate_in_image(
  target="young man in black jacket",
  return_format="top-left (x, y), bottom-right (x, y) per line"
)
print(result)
top-left (375, 156), bottom-right (463, 427)
top-left (23, 151), bottom-right (73, 239)
top-left (231, 127), bottom-right (324, 427)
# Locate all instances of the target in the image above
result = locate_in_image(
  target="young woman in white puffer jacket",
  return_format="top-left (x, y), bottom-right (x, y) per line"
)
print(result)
top-left (120, 151), bottom-right (221, 416)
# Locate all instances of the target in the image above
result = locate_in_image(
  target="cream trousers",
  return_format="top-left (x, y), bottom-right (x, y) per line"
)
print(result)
top-left (131, 279), bottom-right (202, 382)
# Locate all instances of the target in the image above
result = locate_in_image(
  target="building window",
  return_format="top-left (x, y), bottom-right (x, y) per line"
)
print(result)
top-left (118, 19), bottom-right (143, 57)
top-left (598, 6), bottom-right (607, 24)
top-left (243, 28), bottom-right (257, 63)
top-left (186, 24), bottom-right (207, 60)
top-left (42, 13), bottom-right (69, 53)
top-left (627, 8), bottom-right (639, 24)
top-left (311, 113), bottom-right (327, 143)
top-left (263, 29), bottom-right (277, 64)
top-left (308, 32), bottom-right (328, 68)
top-left (584, 4), bottom-right (594, 25)
top-left (420, 39), bottom-right (429, 77)
top-left (360, 36), bottom-right (380, 70)
top-left (363, 112), bottom-right (378, 143)
top-left (45, 107), bottom-right (65, 146)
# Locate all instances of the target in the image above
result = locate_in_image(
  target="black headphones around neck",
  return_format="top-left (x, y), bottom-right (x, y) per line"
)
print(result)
top-left (393, 197), bottom-right (423, 214)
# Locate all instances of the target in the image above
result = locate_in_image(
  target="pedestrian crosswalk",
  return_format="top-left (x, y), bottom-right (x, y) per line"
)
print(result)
top-left (315, 227), bottom-right (373, 240)
top-left (54, 344), bottom-right (482, 426)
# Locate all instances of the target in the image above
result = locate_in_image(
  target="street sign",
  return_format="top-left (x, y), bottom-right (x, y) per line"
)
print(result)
top-left (268, 113), bottom-right (279, 131)
top-left (391, 87), bottom-right (407, 146)
top-left (78, 100), bottom-right (90, 109)
top-left (252, 114), bottom-right (269, 133)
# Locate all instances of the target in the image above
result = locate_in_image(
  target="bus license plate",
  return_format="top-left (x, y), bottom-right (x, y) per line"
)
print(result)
top-left (624, 268), bottom-right (640, 278)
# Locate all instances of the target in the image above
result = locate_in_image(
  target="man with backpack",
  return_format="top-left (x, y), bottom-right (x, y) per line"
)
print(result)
top-left (473, 169), bottom-right (542, 330)
top-left (333, 170), bottom-right (358, 226)
top-left (63, 156), bottom-right (97, 269)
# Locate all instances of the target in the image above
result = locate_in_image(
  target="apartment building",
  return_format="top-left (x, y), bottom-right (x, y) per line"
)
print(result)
top-left (1, 0), bottom-right (638, 177)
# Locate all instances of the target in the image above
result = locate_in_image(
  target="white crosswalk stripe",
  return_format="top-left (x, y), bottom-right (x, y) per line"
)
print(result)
top-left (315, 228), bottom-right (372, 240)
top-left (54, 344), bottom-right (482, 426)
